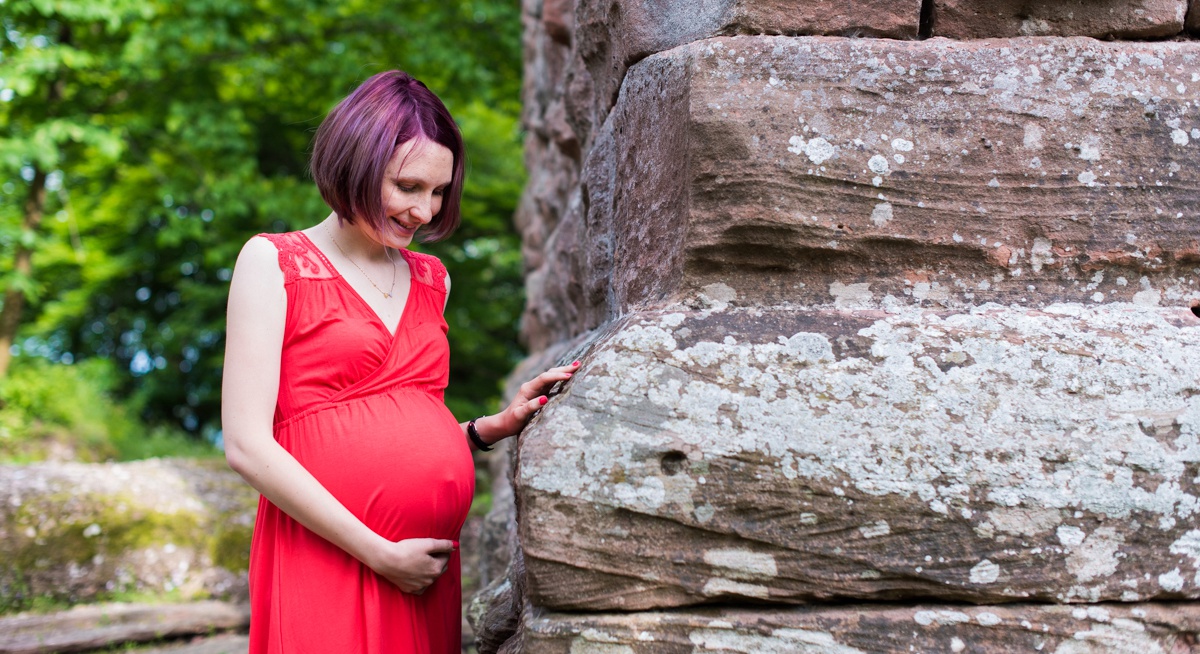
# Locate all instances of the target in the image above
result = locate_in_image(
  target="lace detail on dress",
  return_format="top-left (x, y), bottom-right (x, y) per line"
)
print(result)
top-left (403, 250), bottom-right (447, 294)
top-left (258, 232), bottom-right (337, 283)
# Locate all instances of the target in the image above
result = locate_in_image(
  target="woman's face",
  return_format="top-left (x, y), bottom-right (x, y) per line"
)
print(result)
top-left (357, 138), bottom-right (454, 249)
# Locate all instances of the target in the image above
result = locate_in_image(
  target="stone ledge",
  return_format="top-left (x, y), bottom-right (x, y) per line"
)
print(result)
top-left (518, 304), bottom-right (1200, 610)
top-left (588, 35), bottom-right (1200, 313)
top-left (521, 602), bottom-right (1200, 653)
top-left (933, 0), bottom-right (1188, 39)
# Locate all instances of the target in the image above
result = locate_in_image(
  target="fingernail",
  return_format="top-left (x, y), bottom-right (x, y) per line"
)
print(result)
top-left (539, 396), bottom-right (548, 405)
top-left (564, 372), bottom-right (573, 377)
top-left (572, 361), bottom-right (581, 366)
top-left (452, 540), bottom-right (459, 549)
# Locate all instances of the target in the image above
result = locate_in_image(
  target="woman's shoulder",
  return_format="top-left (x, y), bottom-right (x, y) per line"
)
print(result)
top-left (242, 231), bottom-right (335, 283)
top-left (403, 249), bottom-right (448, 294)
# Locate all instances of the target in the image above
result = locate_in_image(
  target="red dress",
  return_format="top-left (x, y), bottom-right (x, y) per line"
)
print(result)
top-left (248, 231), bottom-right (474, 654)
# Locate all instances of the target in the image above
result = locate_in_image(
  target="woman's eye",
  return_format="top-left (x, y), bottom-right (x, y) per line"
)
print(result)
top-left (396, 184), bottom-right (416, 193)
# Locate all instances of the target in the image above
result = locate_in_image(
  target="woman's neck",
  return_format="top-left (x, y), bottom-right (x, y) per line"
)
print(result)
top-left (323, 214), bottom-right (392, 263)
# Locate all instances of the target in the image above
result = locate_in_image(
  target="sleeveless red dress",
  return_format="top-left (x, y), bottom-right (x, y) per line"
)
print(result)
top-left (248, 231), bottom-right (474, 654)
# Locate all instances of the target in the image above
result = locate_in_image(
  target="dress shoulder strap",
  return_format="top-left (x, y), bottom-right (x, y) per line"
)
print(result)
top-left (403, 250), bottom-right (448, 295)
top-left (257, 232), bottom-right (338, 284)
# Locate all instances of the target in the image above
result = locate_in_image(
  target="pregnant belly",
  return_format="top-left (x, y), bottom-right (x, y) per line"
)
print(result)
top-left (276, 390), bottom-right (475, 541)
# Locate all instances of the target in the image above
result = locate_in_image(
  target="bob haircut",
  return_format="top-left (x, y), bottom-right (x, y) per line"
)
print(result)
top-left (310, 70), bottom-right (465, 242)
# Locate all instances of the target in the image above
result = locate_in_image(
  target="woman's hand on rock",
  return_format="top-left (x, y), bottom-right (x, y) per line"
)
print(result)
top-left (367, 537), bottom-right (457, 595)
top-left (489, 361), bottom-right (580, 441)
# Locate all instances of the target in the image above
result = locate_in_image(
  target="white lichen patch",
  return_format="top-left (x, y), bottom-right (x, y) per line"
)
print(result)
top-left (789, 136), bottom-right (836, 165)
top-left (1053, 623), bottom-right (1167, 654)
top-left (870, 202), bottom-right (893, 227)
top-left (1058, 525), bottom-right (1087, 547)
top-left (913, 610), bottom-right (971, 626)
top-left (970, 559), bottom-right (1000, 584)
top-left (858, 520), bottom-right (891, 539)
top-left (1066, 527), bottom-right (1123, 583)
top-left (569, 639), bottom-right (636, 654)
top-left (975, 612), bottom-right (1002, 626)
top-left (1169, 530), bottom-right (1200, 573)
top-left (703, 549), bottom-right (778, 578)
top-left (701, 578), bottom-right (770, 599)
top-left (699, 282), bottom-right (737, 312)
top-left (689, 627), bottom-right (866, 653)
top-left (987, 507), bottom-right (1062, 536)
top-left (1157, 568), bottom-right (1184, 592)
top-left (828, 282), bottom-right (873, 307)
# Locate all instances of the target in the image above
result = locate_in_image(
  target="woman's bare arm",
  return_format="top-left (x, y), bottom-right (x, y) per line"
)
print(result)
top-left (222, 236), bottom-right (453, 593)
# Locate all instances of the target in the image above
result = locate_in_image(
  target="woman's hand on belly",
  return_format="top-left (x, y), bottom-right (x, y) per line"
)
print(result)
top-left (365, 537), bottom-right (458, 594)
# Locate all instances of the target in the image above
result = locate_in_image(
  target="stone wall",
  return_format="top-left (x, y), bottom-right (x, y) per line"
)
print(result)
top-left (474, 1), bottom-right (1200, 651)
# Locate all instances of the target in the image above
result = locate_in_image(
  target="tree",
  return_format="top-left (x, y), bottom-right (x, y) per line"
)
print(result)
top-left (0, 0), bottom-right (526, 437)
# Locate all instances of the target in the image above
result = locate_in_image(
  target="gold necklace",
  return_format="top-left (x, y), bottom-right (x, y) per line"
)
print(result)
top-left (325, 222), bottom-right (397, 299)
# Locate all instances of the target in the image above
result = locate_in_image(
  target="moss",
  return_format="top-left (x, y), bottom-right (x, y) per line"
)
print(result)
top-left (210, 523), bottom-right (253, 572)
top-left (1, 492), bottom-right (207, 611)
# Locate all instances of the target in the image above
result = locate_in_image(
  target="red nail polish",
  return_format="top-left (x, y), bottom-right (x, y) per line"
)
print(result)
top-left (539, 396), bottom-right (548, 405)
top-left (452, 540), bottom-right (459, 549)
top-left (572, 361), bottom-right (580, 366)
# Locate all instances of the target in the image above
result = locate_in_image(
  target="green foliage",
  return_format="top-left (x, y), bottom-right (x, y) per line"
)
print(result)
top-left (0, 0), bottom-right (527, 435)
top-left (0, 356), bottom-right (215, 462)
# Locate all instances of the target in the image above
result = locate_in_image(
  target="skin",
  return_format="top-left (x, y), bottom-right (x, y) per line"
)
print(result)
top-left (222, 138), bottom-right (578, 595)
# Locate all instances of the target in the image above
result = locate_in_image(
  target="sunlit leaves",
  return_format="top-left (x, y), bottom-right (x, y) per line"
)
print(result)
top-left (0, 0), bottom-right (525, 435)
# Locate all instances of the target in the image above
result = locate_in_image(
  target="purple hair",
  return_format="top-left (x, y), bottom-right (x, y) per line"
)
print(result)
top-left (310, 70), bottom-right (465, 242)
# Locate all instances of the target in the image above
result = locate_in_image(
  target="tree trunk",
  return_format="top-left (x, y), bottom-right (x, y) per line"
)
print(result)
top-left (0, 165), bottom-right (47, 377)
top-left (0, 23), bottom-right (69, 378)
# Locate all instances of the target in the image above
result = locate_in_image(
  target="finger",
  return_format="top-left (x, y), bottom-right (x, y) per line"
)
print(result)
top-left (425, 538), bottom-right (458, 555)
top-left (521, 363), bottom-right (580, 397)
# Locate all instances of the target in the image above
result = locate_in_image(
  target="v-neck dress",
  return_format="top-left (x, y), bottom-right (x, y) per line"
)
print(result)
top-left (248, 231), bottom-right (474, 654)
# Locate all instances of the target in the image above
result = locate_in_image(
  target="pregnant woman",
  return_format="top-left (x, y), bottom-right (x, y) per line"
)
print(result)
top-left (221, 70), bottom-right (576, 653)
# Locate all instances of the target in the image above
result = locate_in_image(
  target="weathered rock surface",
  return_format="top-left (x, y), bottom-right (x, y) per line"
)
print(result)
top-left (0, 459), bottom-right (257, 608)
top-left (583, 35), bottom-right (1200, 315)
top-left (562, 0), bottom-right (922, 166)
top-left (521, 602), bottom-right (1200, 653)
top-left (517, 304), bottom-right (1200, 610)
top-left (489, 2), bottom-right (1200, 651)
top-left (0, 601), bottom-right (249, 654)
top-left (1188, 0), bottom-right (1200, 32)
top-left (135, 633), bottom-right (249, 654)
top-left (933, 0), bottom-right (1188, 39)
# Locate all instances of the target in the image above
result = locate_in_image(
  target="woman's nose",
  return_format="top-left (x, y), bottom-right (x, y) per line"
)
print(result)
top-left (411, 196), bottom-right (434, 223)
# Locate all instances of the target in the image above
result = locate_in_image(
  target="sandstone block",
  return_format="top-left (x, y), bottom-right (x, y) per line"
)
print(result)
top-left (0, 460), bottom-right (257, 608)
top-left (568, 1), bottom-right (921, 150)
top-left (934, 0), bottom-right (1187, 39)
top-left (588, 36), bottom-right (1200, 313)
top-left (517, 304), bottom-right (1200, 610)
top-left (521, 602), bottom-right (1200, 653)
top-left (1188, 0), bottom-right (1200, 32)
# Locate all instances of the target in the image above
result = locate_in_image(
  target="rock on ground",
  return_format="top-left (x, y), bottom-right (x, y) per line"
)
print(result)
top-left (0, 459), bottom-right (257, 608)
top-left (0, 601), bottom-right (249, 654)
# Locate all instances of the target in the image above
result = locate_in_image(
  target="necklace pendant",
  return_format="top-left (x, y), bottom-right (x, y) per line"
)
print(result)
top-left (384, 293), bottom-right (392, 298)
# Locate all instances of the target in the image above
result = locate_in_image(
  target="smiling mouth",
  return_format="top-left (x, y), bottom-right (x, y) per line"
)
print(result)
top-left (391, 217), bottom-right (418, 233)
